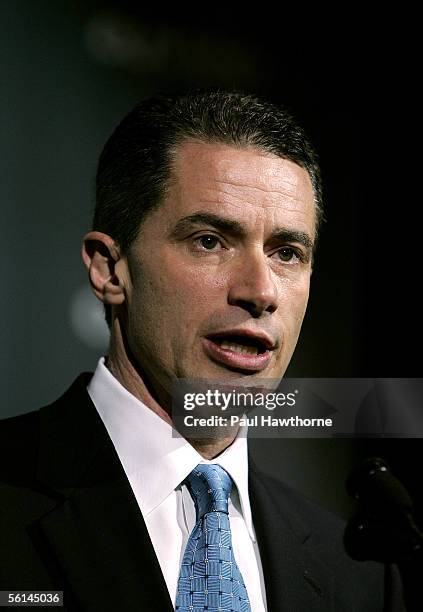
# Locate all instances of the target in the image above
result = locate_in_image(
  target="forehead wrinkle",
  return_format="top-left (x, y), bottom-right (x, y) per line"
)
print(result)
top-left (213, 177), bottom-right (308, 199)
top-left (194, 184), bottom-right (310, 211)
top-left (195, 197), bottom-right (313, 223)
top-left (196, 199), bottom-right (309, 219)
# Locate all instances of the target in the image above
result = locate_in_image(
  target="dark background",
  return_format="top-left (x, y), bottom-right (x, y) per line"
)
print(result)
top-left (1, 1), bottom-right (420, 520)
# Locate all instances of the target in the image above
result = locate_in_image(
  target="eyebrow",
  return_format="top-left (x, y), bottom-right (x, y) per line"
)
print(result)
top-left (170, 213), bottom-right (244, 238)
top-left (169, 212), bottom-right (314, 253)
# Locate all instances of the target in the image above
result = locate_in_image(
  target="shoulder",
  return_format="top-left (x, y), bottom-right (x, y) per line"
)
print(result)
top-left (0, 410), bottom-right (40, 482)
top-left (0, 373), bottom-right (93, 483)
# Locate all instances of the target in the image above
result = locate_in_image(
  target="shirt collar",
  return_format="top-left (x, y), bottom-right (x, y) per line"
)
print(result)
top-left (87, 357), bottom-right (256, 541)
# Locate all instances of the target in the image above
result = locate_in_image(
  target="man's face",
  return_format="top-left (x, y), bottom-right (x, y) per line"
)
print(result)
top-left (123, 141), bottom-right (315, 398)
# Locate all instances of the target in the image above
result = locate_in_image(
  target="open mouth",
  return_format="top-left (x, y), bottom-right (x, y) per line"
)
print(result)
top-left (210, 335), bottom-right (268, 356)
top-left (203, 333), bottom-right (274, 372)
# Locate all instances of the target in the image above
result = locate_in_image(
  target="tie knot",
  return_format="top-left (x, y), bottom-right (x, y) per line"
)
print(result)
top-left (185, 464), bottom-right (232, 519)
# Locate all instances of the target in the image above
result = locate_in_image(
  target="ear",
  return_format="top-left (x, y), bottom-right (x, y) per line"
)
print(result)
top-left (82, 231), bottom-right (127, 306)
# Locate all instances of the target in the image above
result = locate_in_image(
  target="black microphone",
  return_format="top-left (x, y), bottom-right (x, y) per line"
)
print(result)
top-left (345, 457), bottom-right (423, 563)
top-left (345, 457), bottom-right (423, 611)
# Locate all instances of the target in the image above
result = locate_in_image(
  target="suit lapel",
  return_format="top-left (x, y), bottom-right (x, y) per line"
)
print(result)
top-left (31, 375), bottom-right (173, 611)
top-left (249, 460), bottom-right (334, 612)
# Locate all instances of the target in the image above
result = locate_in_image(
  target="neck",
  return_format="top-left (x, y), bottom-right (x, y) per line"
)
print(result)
top-left (183, 437), bottom-right (240, 460)
top-left (107, 316), bottom-right (239, 459)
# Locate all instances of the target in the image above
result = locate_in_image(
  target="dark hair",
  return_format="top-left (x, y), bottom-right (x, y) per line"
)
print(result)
top-left (94, 90), bottom-right (323, 324)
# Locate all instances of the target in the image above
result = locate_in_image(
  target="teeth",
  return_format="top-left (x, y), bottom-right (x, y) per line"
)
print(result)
top-left (220, 340), bottom-right (259, 355)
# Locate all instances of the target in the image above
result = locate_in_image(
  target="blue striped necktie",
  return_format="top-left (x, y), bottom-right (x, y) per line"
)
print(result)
top-left (175, 464), bottom-right (251, 612)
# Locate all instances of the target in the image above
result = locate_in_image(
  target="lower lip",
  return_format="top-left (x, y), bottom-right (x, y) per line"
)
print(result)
top-left (202, 338), bottom-right (272, 372)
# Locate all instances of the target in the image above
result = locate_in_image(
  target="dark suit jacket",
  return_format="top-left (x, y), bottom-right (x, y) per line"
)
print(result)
top-left (0, 374), bottom-right (405, 611)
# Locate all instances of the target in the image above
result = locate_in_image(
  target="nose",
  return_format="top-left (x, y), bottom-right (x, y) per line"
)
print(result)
top-left (227, 251), bottom-right (278, 318)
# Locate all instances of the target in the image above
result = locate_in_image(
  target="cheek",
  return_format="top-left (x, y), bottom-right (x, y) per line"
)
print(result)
top-left (162, 263), bottom-right (229, 308)
top-left (279, 278), bottom-right (310, 335)
top-left (131, 261), bottom-right (227, 332)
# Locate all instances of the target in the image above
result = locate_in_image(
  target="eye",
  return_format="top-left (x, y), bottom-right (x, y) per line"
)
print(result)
top-left (276, 247), bottom-right (300, 264)
top-left (196, 235), bottom-right (221, 250)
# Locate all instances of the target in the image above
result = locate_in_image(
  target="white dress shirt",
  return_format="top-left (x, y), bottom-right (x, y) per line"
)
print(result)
top-left (87, 357), bottom-right (267, 611)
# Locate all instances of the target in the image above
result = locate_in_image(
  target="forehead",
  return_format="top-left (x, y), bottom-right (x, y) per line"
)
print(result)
top-left (156, 140), bottom-right (316, 240)
top-left (173, 140), bottom-right (311, 190)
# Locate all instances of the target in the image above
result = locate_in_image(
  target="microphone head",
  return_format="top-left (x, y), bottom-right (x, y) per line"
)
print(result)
top-left (346, 457), bottom-right (413, 514)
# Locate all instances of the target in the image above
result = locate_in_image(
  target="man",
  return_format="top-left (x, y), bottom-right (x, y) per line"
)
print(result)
top-left (0, 92), bottom-right (403, 611)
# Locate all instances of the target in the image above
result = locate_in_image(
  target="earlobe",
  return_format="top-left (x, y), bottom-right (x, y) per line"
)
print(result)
top-left (82, 231), bottom-right (126, 305)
